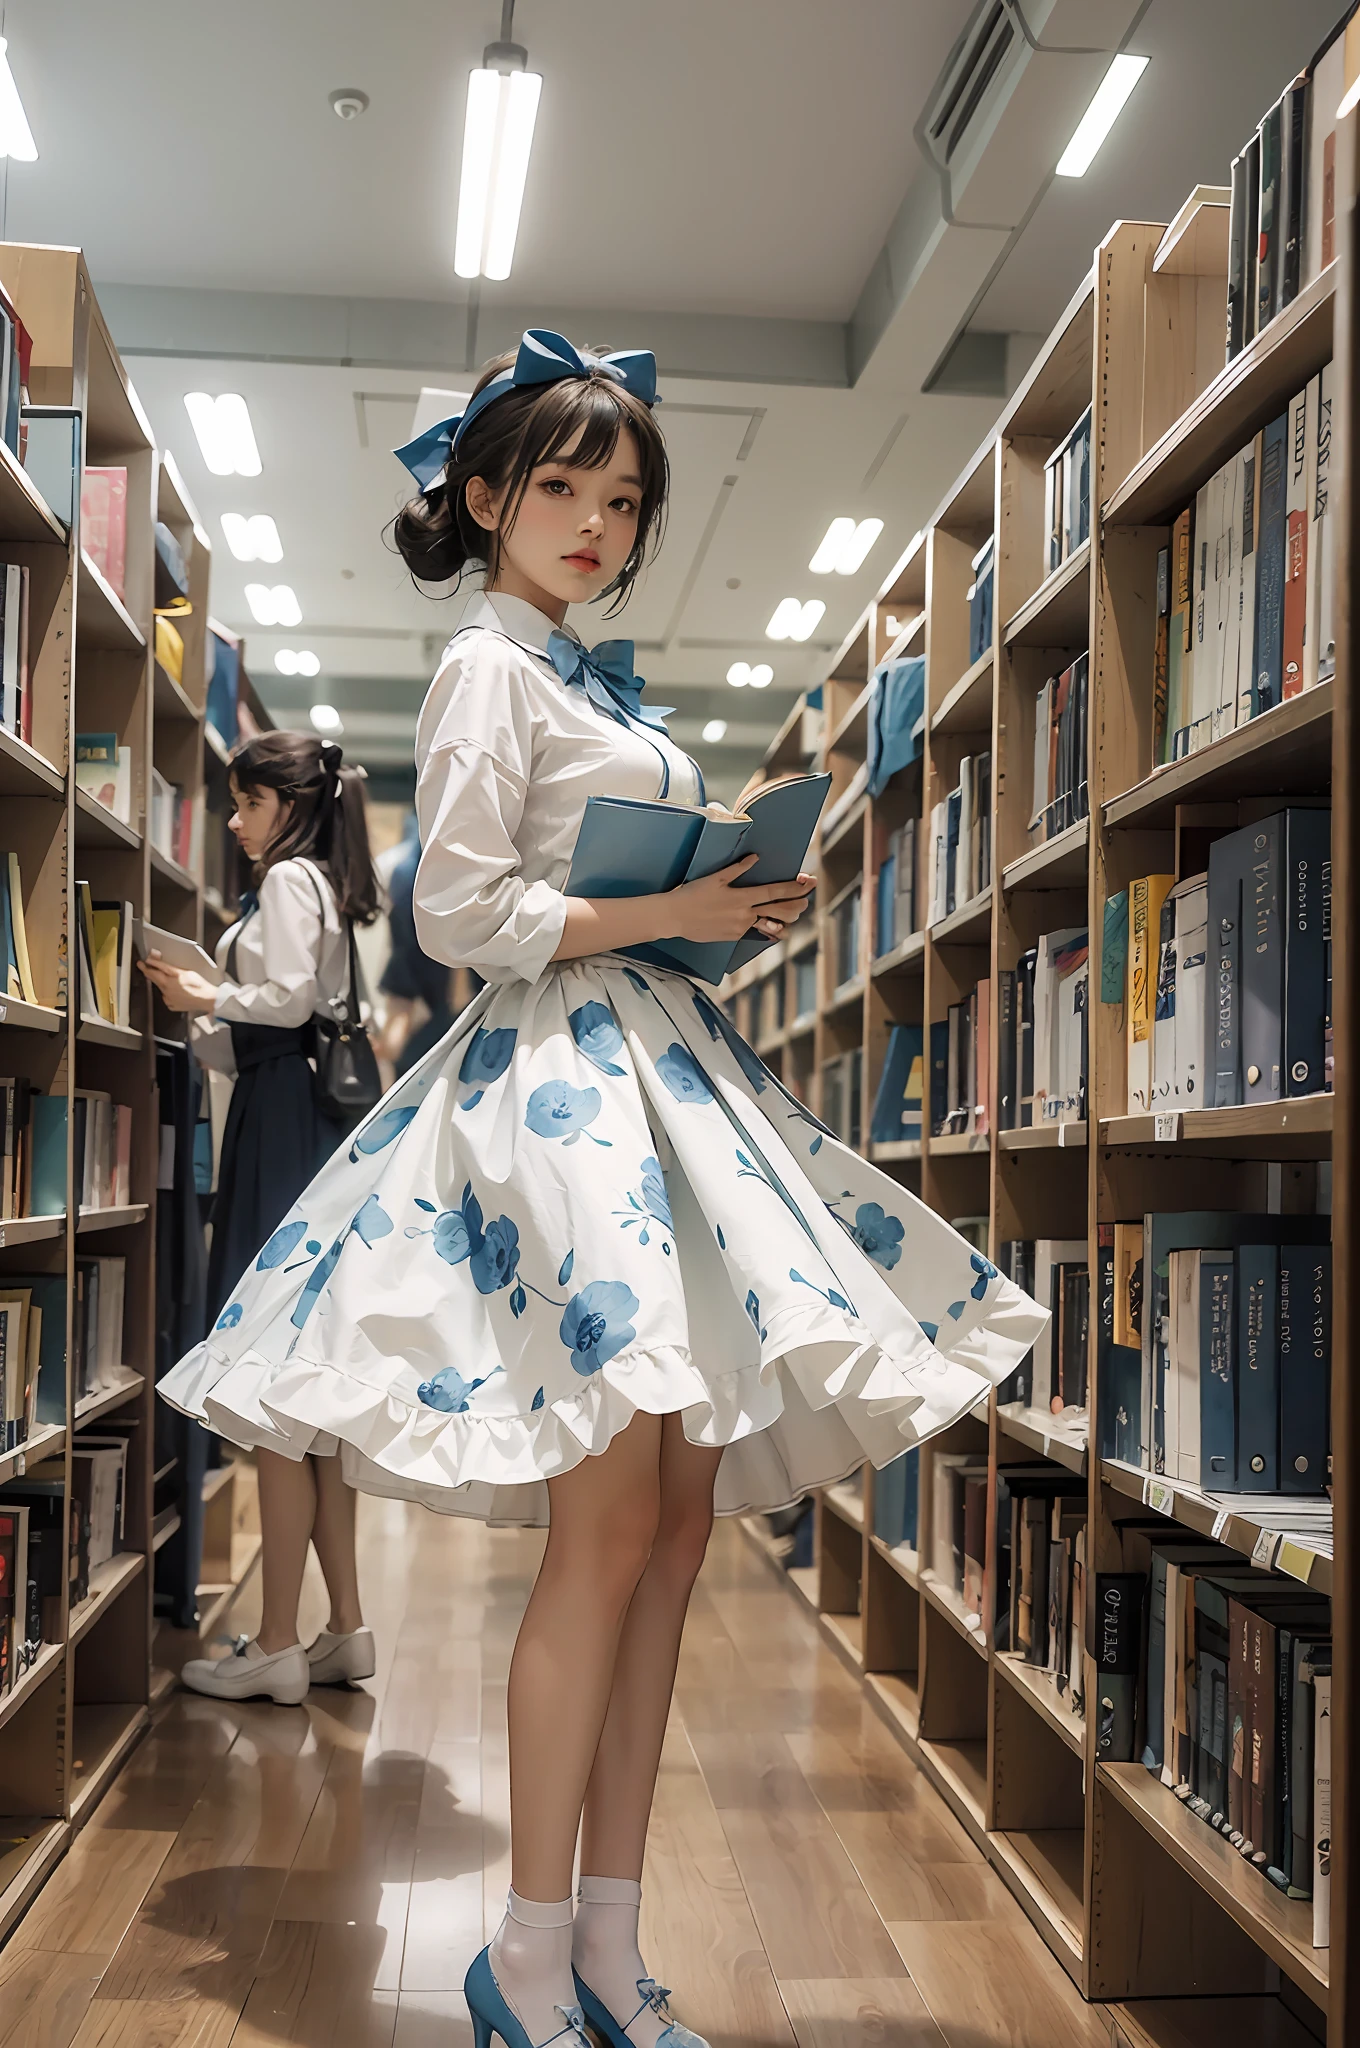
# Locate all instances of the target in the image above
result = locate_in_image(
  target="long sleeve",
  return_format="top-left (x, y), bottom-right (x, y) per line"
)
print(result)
top-left (413, 639), bottom-right (568, 984)
top-left (211, 863), bottom-right (329, 1029)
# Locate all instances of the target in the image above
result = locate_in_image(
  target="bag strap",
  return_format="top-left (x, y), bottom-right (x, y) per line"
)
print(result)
top-left (297, 860), bottom-right (361, 1028)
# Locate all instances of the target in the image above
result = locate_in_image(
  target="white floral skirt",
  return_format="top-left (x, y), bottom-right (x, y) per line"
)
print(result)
top-left (160, 957), bottom-right (1047, 1522)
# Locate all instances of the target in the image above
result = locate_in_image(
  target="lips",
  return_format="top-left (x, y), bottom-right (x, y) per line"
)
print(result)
top-left (564, 551), bottom-right (600, 570)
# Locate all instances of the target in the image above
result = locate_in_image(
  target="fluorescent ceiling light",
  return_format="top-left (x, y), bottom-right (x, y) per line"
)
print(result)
top-left (274, 649), bottom-right (320, 678)
top-left (455, 66), bottom-right (542, 281)
top-left (726, 661), bottom-right (775, 689)
top-left (809, 518), bottom-right (857, 574)
top-left (0, 40), bottom-right (37, 160)
top-left (701, 719), bottom-right (728, 744)
top-left (767, 598), bottom-right (825, 643)
top-left (1055, 54), bottom-right (1148, 178)
top-left (310, 704), bottom-right (344, 735)
top-left (185, 392), bottom-right (262, 477)
top-left (244, 583), bottom-right (301, 628)
top-left (221, 512), bottom-right (282, 563)
top-left (749, 664), bottom-right (773, 688)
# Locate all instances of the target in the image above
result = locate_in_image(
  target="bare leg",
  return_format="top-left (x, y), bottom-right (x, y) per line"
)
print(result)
top-left (255, 1447), bottom-right (316, 1655)
top-left (309, 1451), bottom-right (364, 1634)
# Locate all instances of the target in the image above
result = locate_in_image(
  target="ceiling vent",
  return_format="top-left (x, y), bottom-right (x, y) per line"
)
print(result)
top-left (917, 0), bottom-right (1028, 210)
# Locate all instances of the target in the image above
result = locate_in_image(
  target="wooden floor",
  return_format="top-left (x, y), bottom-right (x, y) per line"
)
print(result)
top-left (0, 1502), bottom-right (1116, 2048)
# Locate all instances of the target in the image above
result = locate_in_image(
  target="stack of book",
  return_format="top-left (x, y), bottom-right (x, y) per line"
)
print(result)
top-left (820, 1048), bottom-right (862, 1149)
top-left (830, 883), bottom-right (861, 990)
top-left (150, 771), bottom-right (202, 873)
top-left (1043, 406), bottom-right (1091, 575)
top-left (74, 733), bottom-right (133, 825)
top-left (930, 1451), bottom-right (989, 1622)
top-left (928, 751), bottom-right (991, 924)
top-left (1030, 1239), bottom-right (1090, 1416)
top-left (1096, 1539), bottom-right (1330, 1944)
top-left (1100, 1209), bottom-right (1330, 1490)
top-left (869, 1025), bottom-right (924, 1146)
top-left (0, 1465), bottom-right (67, 1693)
top-left (1028, 654), bottom-right (1089, 845)
top-left (931, 981), bottom-right (990, 1138)
top-left (72, 1254), bottom-right (127, 1403)
top-left (80, 466), bottom-right (128, 599)
top-left (1153, 372), bottom-right (1333, 768)
top-left (871, 1448), bottom-right (919, 1552)
top-left (71, 1432), bottom-right (128, 1570)
top-left (755, 968), bottom-right (784, 1044)
top-left (967, 536), bottom-right (994, 664)
top-left (28, 1092), bottom-right (132, 1219)
top-left (873, 816), bottom-right (915, 955)
top-left (1226, 21), bottom-right (1349, 363)
top-left (0, 1277), bottom-right (41, 1451)
top-left (75, 886), bottom-right (134, 1031)
top-left (0, 563), bottom-right (31, 744)
top-left (997, 928), bottom-right (1089, 1130)
top-left (0, 851), bottom-right (38, 1007)
top-left (998, 1465), bottom-right (1087, 1700)
top-left (791, 946), bottom-right (816, 1021)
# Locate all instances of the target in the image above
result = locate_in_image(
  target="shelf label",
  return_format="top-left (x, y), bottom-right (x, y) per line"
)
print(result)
top-left (1058, 1121), bottom-right (1074, 1146)
top-left (1276, 1540), bottom-right (1315, 1585)
top-left (1154, 1113), bottom-right (1181, 1142)
top-left (1144, 1476), bottom-right (1175, 1515)
top-left (0, 999), bottom-right (7, 1024)
top-left (1252, 1527), bottom-right (1281, 1569)
top-left (1211, 1509), bottom-right (1231, 1540)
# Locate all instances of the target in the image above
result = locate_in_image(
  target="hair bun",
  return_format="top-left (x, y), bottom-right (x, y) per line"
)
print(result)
top-left (320, 740), bottom-right (343, 774)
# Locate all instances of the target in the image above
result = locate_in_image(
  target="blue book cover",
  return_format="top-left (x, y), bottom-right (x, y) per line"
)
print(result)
top-left (869, 1024), bottom-right (922, 1144)
top-left (929, 1020), bottom-right (949, 1136)
top-left (564, 773), bottom-right (830, 986)
top-left (1206, 827), bottom-right (1250, 1107)
top-left (1278, 1243), bottom-right (1329, 1494)
top-left (1199, 1250), bottom-right (1236, 1486)
top-left (875, 851), bottom-right (896, 957)
top-left (1283, 807), bottom-right (1330, 1096)
top-left (1236, 1244), bottom-right (1279, 1491)
top-left (944, 789), bottom-right (961, 914)
top-left (1252, 410), bottom-right (1288, 715)
top-left (28, 1095), bottom-right (67, 1218)
top-left (207, 630), bottom-right (241, 750)
top-left (1241, 813), bottom-right (1283, 1103)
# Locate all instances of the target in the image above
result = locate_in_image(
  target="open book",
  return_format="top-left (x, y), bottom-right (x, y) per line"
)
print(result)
top-left (564, 771), bottom-right (830, 984)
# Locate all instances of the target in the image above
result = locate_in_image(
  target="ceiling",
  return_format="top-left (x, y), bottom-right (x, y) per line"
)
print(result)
top-left (0, 0), bottom-right (1345, 800)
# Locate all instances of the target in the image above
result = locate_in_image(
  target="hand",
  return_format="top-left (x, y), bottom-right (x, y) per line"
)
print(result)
top-left (139, 954), bottom-right (219, 1015)
top-left (667, 859), bottom-right (815, 945)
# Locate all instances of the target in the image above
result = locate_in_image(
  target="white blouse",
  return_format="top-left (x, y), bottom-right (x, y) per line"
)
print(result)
top-left (413, 591), bottom-right (703, 985)
top-left (192, 857), bottom-right (352, 1078)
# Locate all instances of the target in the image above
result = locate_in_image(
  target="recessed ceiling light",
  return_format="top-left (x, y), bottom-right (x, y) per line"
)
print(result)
top-left (727, 662), bottom-right (751, 688)
top-left (810, 517), bottom-right (883, 575)
top-left (749, 664), bottom-right (773, 688)
top-left (221, 513), bottom-right (282, 564)
top-left (310, 704), bottom-right (344, 734)
top-left (274, 649), bottom-right (321, 678)
top-left (766, 598), bottom-right (825, 643)
top-left (1055, 54), bottom-right (1148, 178)
top-left (701, 719), bottom-right (728, 744)
top-left (0, 39), bottom-right (37, 161)
top-left (244, 583), bottom-right (301, 627)
top-left (185, 392), bottom-right (262, 477)
top-left (455, 8), bottom-right (542, 283)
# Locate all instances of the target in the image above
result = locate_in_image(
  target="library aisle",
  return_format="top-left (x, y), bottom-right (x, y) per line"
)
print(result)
top-left (0, 1499), bottom-right (1115, 2048)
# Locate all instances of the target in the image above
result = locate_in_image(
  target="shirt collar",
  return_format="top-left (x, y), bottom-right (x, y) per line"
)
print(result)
top-left (458, 588), bottom-right (580, 657)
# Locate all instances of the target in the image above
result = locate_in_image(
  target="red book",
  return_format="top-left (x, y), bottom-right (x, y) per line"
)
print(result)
top-left (80, 467), bottom-right (128, 600)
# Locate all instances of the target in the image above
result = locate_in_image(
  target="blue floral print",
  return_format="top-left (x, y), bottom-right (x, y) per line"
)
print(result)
top-left (656, 1043), bottom-right (713, 1104)
top-left (970, 1251), bottom-right (998, 1299)
top-left (745, 1289), bottom-right (767, 1341)
top-left (458, 1025), bottom-right (517, 1109)
top-left (614, 1154), bottom-right (673, 1249)
top-left (849, 1202), bottom-right (904, 1271)
top-left (560, 1281), bottom-right (639, 1374)
top-left (570, 1001), bottom-right (627, 1077)
top-left (353, 1194), bottom-right (394, 1246)
top-left (215, 1301), bottom-right (243, 1330)
top-left (525, 1079), bottom-right (608, 1144)
top-left (790, 1267), bottom-right (854, 1315)
top-left (256, 1219), bottom-right (310, 1269)
top-left (351, 1103), bottom-right (418, 1159)
top-left (471, 1215), bottom-right (521, 1294)
top-left (418, 1365), bottom-right (493, 1413)
top-left (291, 1238), bottom-right (344, 1329)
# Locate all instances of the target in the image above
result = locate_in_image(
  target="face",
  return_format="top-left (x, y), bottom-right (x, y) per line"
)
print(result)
top-left (228, 779), bottom-right (292, 862)
top-left (468, 423), bottom-right (644, 622)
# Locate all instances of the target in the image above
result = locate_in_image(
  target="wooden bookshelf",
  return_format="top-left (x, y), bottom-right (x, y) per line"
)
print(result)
top-left (733, 184), bottom-right (1349, 2038)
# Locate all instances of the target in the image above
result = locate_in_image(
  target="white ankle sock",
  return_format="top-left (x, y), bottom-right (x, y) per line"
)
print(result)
top-left (573, 1876), bottom-right (671, 2048)
top-left (490, 1889), bottom-right (578, 2045)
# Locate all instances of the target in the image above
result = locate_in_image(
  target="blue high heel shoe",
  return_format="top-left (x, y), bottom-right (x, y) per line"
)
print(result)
top-left (572, 1971), bottom-right (710, 2048)
top-left (465, 1945), bottom-right (590, 2048)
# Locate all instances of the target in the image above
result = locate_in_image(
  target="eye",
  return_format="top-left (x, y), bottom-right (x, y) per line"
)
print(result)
top-left (540, 476), bottom-right (571, 495)
top-left (611, 496), bottom-right (638, 515)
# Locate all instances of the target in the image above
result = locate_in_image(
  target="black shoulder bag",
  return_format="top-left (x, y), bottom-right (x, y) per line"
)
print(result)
top-left (300, 864), bottom-right (383, 1125)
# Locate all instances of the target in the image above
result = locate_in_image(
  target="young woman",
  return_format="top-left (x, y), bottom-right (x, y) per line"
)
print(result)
top-left (144, 733), bottom-right (380, 1706)
top-left (159, 333), bottom-right (1045, 2048)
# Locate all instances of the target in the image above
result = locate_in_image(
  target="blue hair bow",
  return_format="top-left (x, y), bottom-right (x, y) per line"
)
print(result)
top-left (546, 630), bottom-right (673, 734)
top-left (394, 329), bottom-right (660, 493)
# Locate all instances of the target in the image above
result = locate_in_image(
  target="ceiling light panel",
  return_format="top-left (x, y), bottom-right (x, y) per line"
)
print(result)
top-left (310, 704), bottom-right (344, 734)
top-left (767, 598), bottom-right (827, 643)
top-left (0, 40), bottom-right (37, 160)
top-left (1055, 54), bottom-right (1148, 178)
top-left (810, 517), bottom-right (884, 575)
top-left (455, 65), bottom-right (542, 281)
top-left (244, 583), bottom-right (301, 627)
top-left (274, 649), bottom-right (321, 678)
top-left (185, 392), bottom-right (262, 477)
top-left (701, 719), bottom-right (728, 743)
top-left (221, 512), bottom-right (282, 563)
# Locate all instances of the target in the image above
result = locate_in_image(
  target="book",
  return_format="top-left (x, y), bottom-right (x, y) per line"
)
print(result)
top-left (1252, 410), bottom-right (1289, 716)
top-left (80, 467), bottom-right (128, 600)
top-left (1312, 362), bottom-right (1336, 684)
top-left (1173, 874), bottom-right (1208, 1106)
top-left (1242, 130), bottom-right (1261, 348)
top-left (74, 733), bottom-right (132, 824)
top-left (1283, 807), bottom-right (1330, 1097)
top-left (1256, 97), bottom-right (1283, 334)
top-left (1200, 1249), bottom-right (1236, 1487)
top-left (1166, 508), bottom-right (1194, 760)
top-left (1314, 1669), bottom-right (1332, 1945)
top-left (1278, 1243), bottom-right (1329, 1495)
top-left (1227, 149), bottom-right (1250, 359)
top-left (1, 853), bottom-right (37, 1006)
top-left (868, 1025), bottom-right (923, 1146)
top-left (1236, 1245), bottom-right (1279, 1492)
top-left (1206, 829), bottom-right (1250, 1108)
top-left (132, 919), bottom-right (221, 985)
top-left (562, 772), bottom-right (830, 985)
top-left (1127, 875), bottom-right (1174, 1113)
top-left (1236, 432), bottom-right (1261, 724)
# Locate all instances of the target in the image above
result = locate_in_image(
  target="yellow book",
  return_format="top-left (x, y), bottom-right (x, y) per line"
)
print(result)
top-left (7, 853), bottom-right (37, 1005)
top-left (1127, 873), bottom-right (1174, 1114)
top-left (155, 614), bottom-right (184, 684)
top-left (90, 907), bottom-right (120, 1023)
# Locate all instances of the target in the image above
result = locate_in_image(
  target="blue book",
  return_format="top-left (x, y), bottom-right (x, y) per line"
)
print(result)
top-left (869, 1025), bottom-right (922, 1144)
top-left (564, 773), bottom-right (830, 986)
top-left (20, 406), bottom-right (81, 529)
top-left (944, 789), bottom-right (961, 914)
top-left (1252, 411), bottom-right (1288, 715)
top-left (929, 1020), bottom-right (949, 1136)
top-left (875, 851), bottom-right (897, 956)
top-left (1278, 1243), bottom-right (1329, 1494)
top-left (28, 1095), bottom-right (67, 1218)
top-left (1283, 807), bottom-right (1330, 1097)
top-left (1199, 1250), bottom-right (1236, 1486)
top-left (1237, 1244), bottom-right (1279, 1491)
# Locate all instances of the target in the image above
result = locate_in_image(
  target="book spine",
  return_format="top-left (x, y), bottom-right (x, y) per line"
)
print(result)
top-left (1257, 101), bottom-right (1282, 332)
top-left (1206, 833), bottom-right (1244, 1107)
top-left (1241, 814), bottom-right (1284, 1103)
top-left (1143, 1556), bottom-right (1168, 1770)
top-left (1127, 878), bottom-right (1151, 1113)
top-left (1279, 1243), bottom-right (1329, 1494)
top-left (1314, 1672), bottom-right (1332, 1946)
top-left (1283, 387), bottom-right (1309, 697)
top-left (1302, 375), bottom-right (1322, 691)
top-left (1236, 1243), bottom-right (1279, 1491)
top-left (1315, 364), bottom-right (1336, 683)
top-left (1199, 1251), bottom-right (1236, 1486)
top-left (1289, 1643), bottom-right (1317, 1893)
top-left (1284, 806), bottom-right (1329, 1095)
top-left (1243, 131), bottom-right (1261, 347)
top-left (997, 968), bottom-right (1016, 1131)
top-left (1227, 151), bottom-right (1248, 360)
top-left (1249, 1615), bottom-right (1277, 1863)
top-left (1229, 1599), bottom-right (1250, 1838)
top-left (1254, 411), bottom-right (1289, 715)
top-left (1237, 435), bottom-right (1260, 724)
top-left (1281, 76), bottom-right (1306, 308)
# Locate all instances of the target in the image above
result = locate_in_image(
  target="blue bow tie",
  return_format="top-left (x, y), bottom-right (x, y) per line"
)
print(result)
top-left (545, 631), bottom-right (673, 734)
top-left (238, 887), bottom-right (259, 917)
top-left (394, 329), bottom-right (660, 493)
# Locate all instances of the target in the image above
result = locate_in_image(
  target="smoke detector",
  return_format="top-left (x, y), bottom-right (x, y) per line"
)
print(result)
top-left (329, 88), bottom-right (370, 121)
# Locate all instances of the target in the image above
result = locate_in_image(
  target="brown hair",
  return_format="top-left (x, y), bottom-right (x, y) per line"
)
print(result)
top-left (391, 349), bottom-right (668, 615)
top-left (229, 730), bottom-right (379, 924)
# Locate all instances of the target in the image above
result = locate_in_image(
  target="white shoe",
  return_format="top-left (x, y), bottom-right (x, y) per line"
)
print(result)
top-left (181, 1637), bottom-right (310, 1705)
top-left (307, 1627), bottom-right (376, 1685)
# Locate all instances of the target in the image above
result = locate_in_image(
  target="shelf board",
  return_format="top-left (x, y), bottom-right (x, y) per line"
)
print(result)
top-left (153, 1506), bottom-right (182, 1553)
top-left (996, 1403), bottom-right (1088, 1476)
top-left (149, 844), bottom-right (197, 895)
top-left (1105, 263), bottom-right (1335, 529)
top-left (77, 550), bottom-right (147, 654)
top-left (865, 1669), bottom-right (921, 1748)
top-left (822, 1480), bottom-right (864, 1531)
top-left (0, 1213), bottom-right (64, 1248)
top-left (1110, 1996), bottom-right (1323, 2048)
top-left (821, 790), bottom-right (867, 858)
top-left (0, 725), bottom-right (64, 800)
top-left (153, 659), bottom-right (199, 723)
top-left (1098, 1762), bottom-right (1327, 2007)
top-left (931, 649), bottom-right (994, 735)
top-left (1103, 683), bottom-right (1332, 829)
top-left (786, 1011), bottom-right (815, 1044)
top-left (1002, 816), bottom-right (1089, 893)
top-left (820, 1609), bottom-right (865, 1675)
top-left (69, 1702), bottom-right (150, 1822)
top-left (0, 1820), bottom-right (69, 1946)
top-left (75, 1368), bottom-right (145, 1429)
top-left (826, 682), bottom-right (873, 755)
top-left (995, 1653), bottom-right (1086, 1757)
top-left (929, 1129), bottom-right (989, 1158)
top-left (917, 1734), bottom-right (988, 1833)
top-left (990, 1827), bottom-right (1085, 1976)
top-left (1003, 538), bottom-right (1091, 649)
top-left (1099, 1093), bottom-right (1331, 1159)
top-left (76, 1015), bottom-right (142, 1051)
top-left (1099, 1459), bottom-right (1332, 1593)
top-left (870, 930), bottom-right (926, 980)
top-left (920, 1568), bottom-right (987, 1654)
top-left (868, 1532), bottom-right (920, 1589)
top-left (77, 1203), bottom-right (150, 1235)
top-left (0, 1639), bottom-right (65, 1735)
top-left (869, 1137), bottom-right (922, 1164)
top-left (0, 438), bottom-right (66, 545)
top-left (1000, 1119), bottom-right (1086, 1152)
top-left (202, 1461), bottom-right (237, 1505)
top-left (194, 1531), bottom-right (264, 1642)
top-left (69, 1549), bottom-right (146, 1647)
top-left (824, 974), bottom-right (865, 1018)
top-left (0, 1421), bottom-right (64, 1483)
top-left (74, 788), bottom-right (142, 852)
top-left (0, 994), bottom-right (62, 1034)
top-left (930, 886), bottom-right (992, 946)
